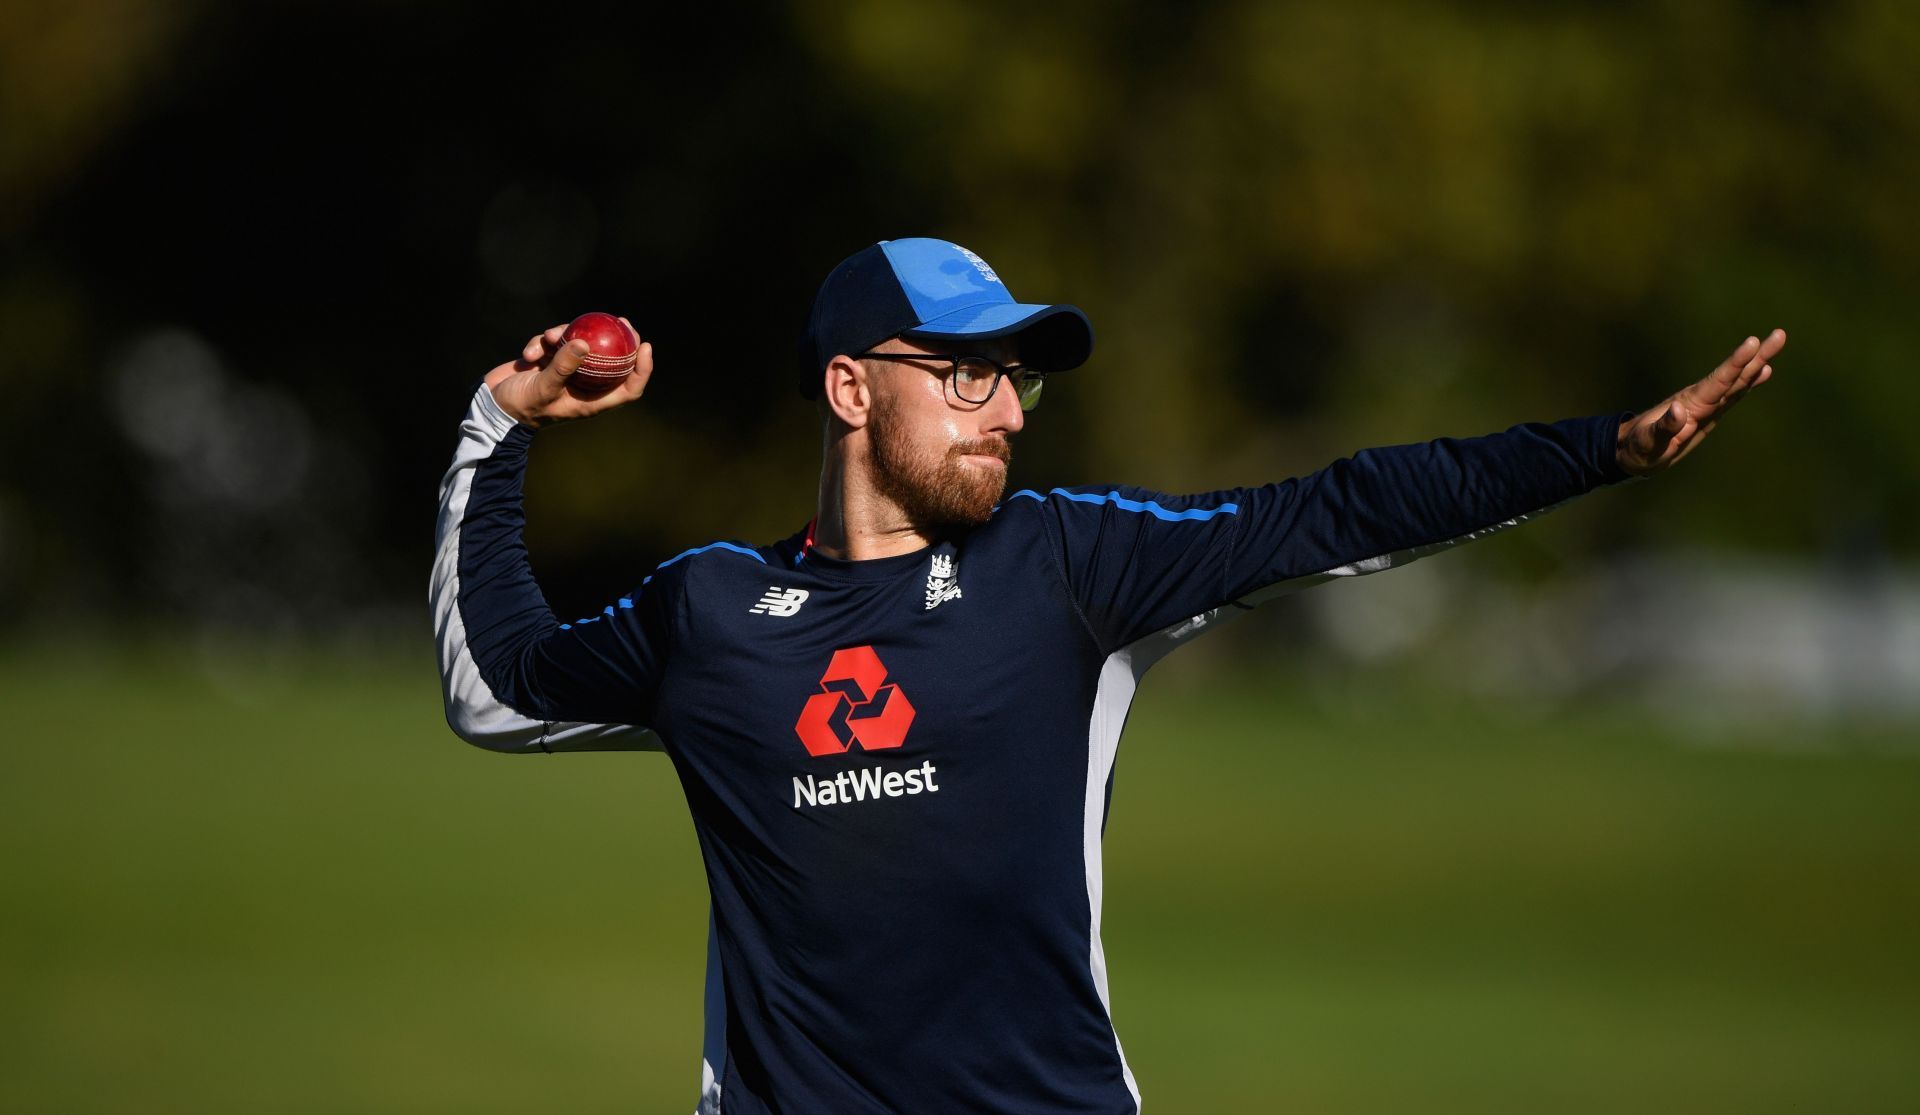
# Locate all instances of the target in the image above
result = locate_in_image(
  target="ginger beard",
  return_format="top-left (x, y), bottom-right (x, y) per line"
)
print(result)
top-left (867, 387), bottom-right (1012, 529)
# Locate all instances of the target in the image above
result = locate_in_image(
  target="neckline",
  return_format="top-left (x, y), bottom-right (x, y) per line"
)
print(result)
top-left (789, 519), bottom-right (946, 582)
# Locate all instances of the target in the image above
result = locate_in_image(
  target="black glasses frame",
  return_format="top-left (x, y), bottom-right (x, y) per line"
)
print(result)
top-left (854, 351), bottom-right (1047, 410)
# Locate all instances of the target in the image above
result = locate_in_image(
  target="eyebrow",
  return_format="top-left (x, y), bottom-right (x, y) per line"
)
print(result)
top-left (883, 347), bottom-right (1021, 364)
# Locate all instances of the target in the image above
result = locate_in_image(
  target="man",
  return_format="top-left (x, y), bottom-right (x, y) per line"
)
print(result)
top-left (430, 237), bottom-right (1781, 1113)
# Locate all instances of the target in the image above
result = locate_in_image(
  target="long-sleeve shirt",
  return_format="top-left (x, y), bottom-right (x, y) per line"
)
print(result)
top-left (430, 382), bottom-right (1632, 1114)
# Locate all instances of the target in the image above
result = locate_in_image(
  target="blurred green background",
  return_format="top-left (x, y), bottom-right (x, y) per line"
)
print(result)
top-left (3, 0), bottom-right (1917, 1110)
top-left (5, 648), bottom-right (1916, 1112)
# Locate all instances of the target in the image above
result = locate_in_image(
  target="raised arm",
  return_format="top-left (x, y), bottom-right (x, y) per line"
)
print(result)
top-left (429, 321), bottom-right (669, 752)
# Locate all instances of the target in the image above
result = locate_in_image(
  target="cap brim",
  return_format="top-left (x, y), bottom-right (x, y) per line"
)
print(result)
top-left (902, 302), bottom-right (1093, 372)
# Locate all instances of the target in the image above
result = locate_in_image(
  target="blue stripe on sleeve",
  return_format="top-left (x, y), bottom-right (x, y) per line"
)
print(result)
top-left (1007, 488), bottom-right (1240, 521)
top-left (560, 541), bottom-right (766, 629)
top-left (660, 540), bottom-right (769, 568)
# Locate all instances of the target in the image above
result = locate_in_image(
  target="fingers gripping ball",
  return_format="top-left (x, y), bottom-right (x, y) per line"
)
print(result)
top-left (563, 312), bottom-right (639, 392)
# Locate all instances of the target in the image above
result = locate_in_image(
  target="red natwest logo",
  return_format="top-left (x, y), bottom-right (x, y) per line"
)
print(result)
top-left (794, 645), bottom-right (916, 757)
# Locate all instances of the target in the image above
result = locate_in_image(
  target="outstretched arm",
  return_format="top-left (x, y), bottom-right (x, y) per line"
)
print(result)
top-left (1030, 330), bottom-right (1783, 654)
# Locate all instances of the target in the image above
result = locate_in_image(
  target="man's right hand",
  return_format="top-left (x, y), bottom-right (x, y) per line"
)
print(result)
top-left (484, 318), bottom-right (654, 428)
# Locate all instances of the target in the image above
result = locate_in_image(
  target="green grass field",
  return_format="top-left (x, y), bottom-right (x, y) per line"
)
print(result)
top-left (3, 645), bottom-right (1916, 1112)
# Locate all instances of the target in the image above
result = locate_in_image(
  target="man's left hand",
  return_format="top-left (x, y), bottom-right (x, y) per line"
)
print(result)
top-left (1618, 328), bottom-right (1785, 477)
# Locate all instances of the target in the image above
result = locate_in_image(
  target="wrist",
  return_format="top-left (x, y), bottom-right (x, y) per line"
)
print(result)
top-left (489, 385), bottom-right (542, 430)
top-left (477, 382), bottom-right (538, 435)
top-left (1609, 410), bottom-right (1641, 481)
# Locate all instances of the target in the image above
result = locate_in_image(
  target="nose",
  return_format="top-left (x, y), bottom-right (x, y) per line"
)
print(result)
top-left (981, 372), bottom-right (1025, 437)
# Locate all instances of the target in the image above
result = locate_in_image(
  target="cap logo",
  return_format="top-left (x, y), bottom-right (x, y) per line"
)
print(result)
top-left (956, 247), bottom-right (1001, 285)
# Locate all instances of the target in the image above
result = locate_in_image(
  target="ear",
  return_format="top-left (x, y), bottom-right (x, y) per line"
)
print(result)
top-left (822, 354), bottom-right (874, 430)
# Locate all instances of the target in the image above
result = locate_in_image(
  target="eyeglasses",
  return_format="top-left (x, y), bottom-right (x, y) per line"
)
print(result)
top-left (855, 351), bottom-right (1047, 411)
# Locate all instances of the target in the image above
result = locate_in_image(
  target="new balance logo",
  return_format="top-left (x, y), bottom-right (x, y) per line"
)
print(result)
top-left (749, 586), bottom-right (810, 617)
top-left (924, 554), bottom-right (962, 611)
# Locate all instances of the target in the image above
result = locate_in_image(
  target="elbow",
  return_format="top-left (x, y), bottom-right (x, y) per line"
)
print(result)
top-left (437, 641), bottom-right (548, 754)
top-left (442, 691), bottom-right (548, 755)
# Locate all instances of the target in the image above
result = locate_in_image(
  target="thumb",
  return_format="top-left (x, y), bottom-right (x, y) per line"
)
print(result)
top-left (548, 338), bottom-right (589, 381)
top-left (1655, 398), bottom-right (1687, 441)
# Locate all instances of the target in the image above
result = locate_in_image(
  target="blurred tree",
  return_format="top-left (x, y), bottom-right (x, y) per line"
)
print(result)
top-left (799, 0), bottom-right (1920, 558)
top-left (0, 0), bottom-right (1914, 635)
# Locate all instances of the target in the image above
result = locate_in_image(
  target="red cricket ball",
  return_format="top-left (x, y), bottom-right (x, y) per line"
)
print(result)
top-left (562, 312), bottom-right (638, 391)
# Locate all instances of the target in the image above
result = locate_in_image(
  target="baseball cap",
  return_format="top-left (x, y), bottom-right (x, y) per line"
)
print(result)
top-left (798, 238), bottom-right (1094, 399)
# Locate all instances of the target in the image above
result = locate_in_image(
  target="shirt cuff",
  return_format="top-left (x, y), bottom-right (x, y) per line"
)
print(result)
top-left (1595, 409), bottom-right (1635, 485)
top-left (474, 381), bottom-right (530, 439)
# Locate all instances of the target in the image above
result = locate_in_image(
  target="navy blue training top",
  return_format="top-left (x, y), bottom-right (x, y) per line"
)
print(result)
top-left (431, 384), bottom-right (1631, 1113)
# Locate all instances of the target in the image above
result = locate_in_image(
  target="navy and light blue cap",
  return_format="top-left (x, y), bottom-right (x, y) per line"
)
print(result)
top-left (799, 238), bottom-right (1094, 399)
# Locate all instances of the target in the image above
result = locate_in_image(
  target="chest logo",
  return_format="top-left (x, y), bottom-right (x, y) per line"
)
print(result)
top-left (924, 554), bottom-right (962, 611)
top-left (795, 645), bottom-right (916, 756)
top-left (749, 586), bottom-right (810, 617)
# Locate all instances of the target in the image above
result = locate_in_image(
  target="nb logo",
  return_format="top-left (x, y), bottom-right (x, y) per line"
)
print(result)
top-left (749, 586), bottom-right (810, 617)
top-left (795, 645), bottom-right (916, 757)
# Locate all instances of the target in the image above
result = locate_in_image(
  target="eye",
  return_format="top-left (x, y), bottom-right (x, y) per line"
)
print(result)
top-left (952, 357), bottom-right (995, 388)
